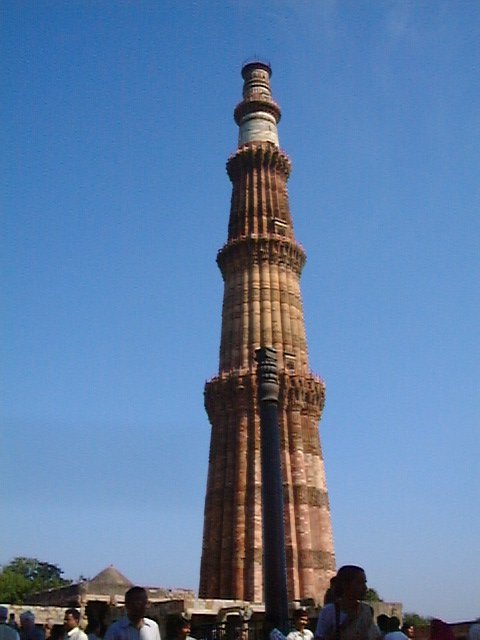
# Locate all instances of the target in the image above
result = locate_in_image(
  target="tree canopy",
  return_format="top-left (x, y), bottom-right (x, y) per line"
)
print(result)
top-left (403, 613), bottom-right (433, 626)
top-left (365, 587), bottom-right (383, 602)
top-left (0, 557), bottom-right (72, 604)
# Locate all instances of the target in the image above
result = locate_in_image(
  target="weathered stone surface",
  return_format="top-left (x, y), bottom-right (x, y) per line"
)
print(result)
top-left (199, 63), bottom-right (335, 605)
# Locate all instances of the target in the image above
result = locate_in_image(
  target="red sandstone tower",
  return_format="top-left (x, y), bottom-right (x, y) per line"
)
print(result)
top-left (199, 62), bottom-right (335, 604)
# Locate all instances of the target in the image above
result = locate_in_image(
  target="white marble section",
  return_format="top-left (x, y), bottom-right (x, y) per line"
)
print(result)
top-left (238, 111), bottom-right (279, 147)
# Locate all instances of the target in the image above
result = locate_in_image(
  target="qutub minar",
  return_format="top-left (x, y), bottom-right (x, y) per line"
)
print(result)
top-left (199, 62), bottom-right (335, 605)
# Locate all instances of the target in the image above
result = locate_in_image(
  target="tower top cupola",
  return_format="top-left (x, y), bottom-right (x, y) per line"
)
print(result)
top-left (234, 61), bottom-right (281, 148)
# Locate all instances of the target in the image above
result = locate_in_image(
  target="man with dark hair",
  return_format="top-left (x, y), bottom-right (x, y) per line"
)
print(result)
top-left (63, 610), bottom-right (87, 640)
top-left (287, 610), bottom-right (313, 640)
top-left (171, 616), bottom-right (194, 640)
top-left (104, 586), bottom-right (161, 640)
top-left (376, 617), bottom-right (390, 638)
top-left (384, 618), bottom-right (406, 640)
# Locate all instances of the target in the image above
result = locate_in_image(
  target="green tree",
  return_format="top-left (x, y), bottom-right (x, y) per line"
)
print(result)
top-left (403, 613), bottom-right (432, 627)
top-left (0, 557), bottom-right (72, 604)
top-left (365, 588), bottom-right (383, 602)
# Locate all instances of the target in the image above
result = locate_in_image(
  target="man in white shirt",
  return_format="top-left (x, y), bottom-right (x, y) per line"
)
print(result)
top-left (63, 610), bottom-right (87, 640)
top-left (104, 587), bottom-right (161, 640)
top-left (287, 610), bottom-right (313, 640)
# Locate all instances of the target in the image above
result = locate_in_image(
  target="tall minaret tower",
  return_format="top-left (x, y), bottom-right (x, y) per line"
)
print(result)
top-left (199, 62), bottom-right (335, 604)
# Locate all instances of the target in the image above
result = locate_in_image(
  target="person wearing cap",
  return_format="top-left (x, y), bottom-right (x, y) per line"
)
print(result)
top-left (0, 607), bottom-right (20, 640)
top-left (19, 612), bottom-right (43, 640)
top-left (63, 610), bottom-right (87, 640)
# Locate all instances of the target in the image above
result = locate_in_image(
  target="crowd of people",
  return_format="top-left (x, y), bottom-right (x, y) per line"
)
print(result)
top-left (0, 608), bottom-right (90, 640)
top-left (1, 569), bottom-right (479, 640)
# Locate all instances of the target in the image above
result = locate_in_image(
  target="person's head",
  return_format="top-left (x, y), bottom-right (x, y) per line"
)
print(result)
top-left (333, 565), bottom-right (367, 601)
top-left (0, 607), bottom-right (8, 622)
top-left (64, 610), bottom-right (80, 631)
top-left (387, 618), bottom-right (400, 633)
top-left (323, 577), bottom-right (336, 605)
top-left (377, 616), bottom-right (390, 635)
top-left (175, 616), bottom-right (191, 639)
top-left (401, 624), bottom-right (414, 639)
top-left (43, 619), bottom-right (54, 639)
top-left (125, 587), bottom-right (148, 623)
top-left (293, 609), bottom-right (309, 631)
top-left (20, 612), bottom-right (36, 630)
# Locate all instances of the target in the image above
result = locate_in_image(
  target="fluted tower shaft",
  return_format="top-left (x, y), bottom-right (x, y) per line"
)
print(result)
top-left (199, 62), bottom-right (335, 604)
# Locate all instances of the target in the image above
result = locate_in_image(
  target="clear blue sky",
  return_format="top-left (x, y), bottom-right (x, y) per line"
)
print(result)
top-left (2, 0), bottom-right (479, 623)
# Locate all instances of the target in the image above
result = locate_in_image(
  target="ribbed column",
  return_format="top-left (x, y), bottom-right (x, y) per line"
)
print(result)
top-left (260, 256), bottom-right (272, 347)
top-left (200, 392), bottom-right (225, 595)
top-left (280, 407), bottom-right (298, 599)
top-left (250, 261), bottom-right (261, 365)
top-left (232, 402), bottom-right (248, 598)
top-left (245, 374), bottom-right (263, 602)
top-left (269, 261), bottom-right (283, 359)
top-left (279, 263), bottom-right (294, 360)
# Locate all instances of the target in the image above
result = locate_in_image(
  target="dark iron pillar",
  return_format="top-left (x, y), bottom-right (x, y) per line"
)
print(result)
top-left (255, 347), bottom-right (289, 633)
